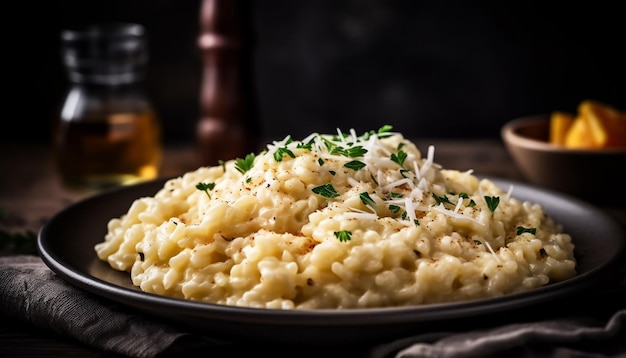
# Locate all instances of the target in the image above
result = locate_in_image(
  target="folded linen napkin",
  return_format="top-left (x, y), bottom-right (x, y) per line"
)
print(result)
top-left (1, 255), bottom-right (625, 358)
top-left (0, 255), bottom-right (227, 357)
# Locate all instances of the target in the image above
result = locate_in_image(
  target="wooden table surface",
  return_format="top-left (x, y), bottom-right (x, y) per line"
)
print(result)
top-left (1, 139), bottom-right (624, 357)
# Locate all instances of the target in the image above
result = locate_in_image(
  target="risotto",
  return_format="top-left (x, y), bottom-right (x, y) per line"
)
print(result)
top-left (95, 126), bottom-right (576, 309)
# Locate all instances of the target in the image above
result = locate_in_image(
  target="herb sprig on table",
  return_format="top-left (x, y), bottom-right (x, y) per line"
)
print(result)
top-left (0, 230), bottom-right (38, 255)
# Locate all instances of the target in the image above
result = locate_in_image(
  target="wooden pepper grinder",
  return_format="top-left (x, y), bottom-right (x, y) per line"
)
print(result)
top-left (197, 0), bottom-right (260, 166)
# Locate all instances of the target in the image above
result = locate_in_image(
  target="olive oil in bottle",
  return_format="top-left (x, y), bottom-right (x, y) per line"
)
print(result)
top-left (55, 23), bottom-right (161, 190)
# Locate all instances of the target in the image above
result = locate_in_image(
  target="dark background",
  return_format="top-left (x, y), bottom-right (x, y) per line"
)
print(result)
top-left (9, 0), bottom-right (626, 145)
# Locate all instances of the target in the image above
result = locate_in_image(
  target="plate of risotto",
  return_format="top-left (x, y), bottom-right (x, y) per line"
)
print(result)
top-left (38, 126), bottom-right (625, 345)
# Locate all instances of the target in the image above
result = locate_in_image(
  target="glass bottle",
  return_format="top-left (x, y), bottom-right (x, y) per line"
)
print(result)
top-left (196, 0), bottom-right (260, 166)
top-left (55, 23), bottom-right (161, 190)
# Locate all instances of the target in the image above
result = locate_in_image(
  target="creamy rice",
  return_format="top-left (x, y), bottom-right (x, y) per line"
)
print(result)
top-left (95, 126), bottom-right (576, 309)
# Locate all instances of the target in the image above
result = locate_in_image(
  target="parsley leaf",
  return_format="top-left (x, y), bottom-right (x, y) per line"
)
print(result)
top-left (334, 230), bottom-right (352, 242)
top-left (344, 160), bottom-right (366, 171)
top-left (235, 153), bottom-right (256, 174)
top-left (274, 146), bottom-right (295, 162)
top-left (359, 192), bottom-right (376, 208)
top-left (388, 204), bottom-right (401, 214)
top-left (459, 192), bottom-right (477, 207)
top-left (196, 182), bottom-right (215, 198)
top-left (312, 184), bottom-right (340, 198)
top-left (516, 226), bottom-right (537, 235)
top-left (484, 196), bottom-right (500, 213)
top-left (390, 150), bottom-right (407, 166)
top-left (432, 193), bottom-right (453, 205)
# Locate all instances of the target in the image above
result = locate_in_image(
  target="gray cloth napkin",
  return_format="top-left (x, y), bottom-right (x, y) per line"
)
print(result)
top-left (1, 255), bottom-right (625, 358)
top-left (0, 255), bottom-right (226, 357)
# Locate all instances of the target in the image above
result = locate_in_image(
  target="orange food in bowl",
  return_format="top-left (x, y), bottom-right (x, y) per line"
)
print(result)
top-left (550, 100), bottom-right (626, 149)
top-left (549, 111), bottom-right (574, 146)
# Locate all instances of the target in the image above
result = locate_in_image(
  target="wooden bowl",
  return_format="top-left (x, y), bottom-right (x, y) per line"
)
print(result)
top-left (501, 115), bottom-right (626, 206)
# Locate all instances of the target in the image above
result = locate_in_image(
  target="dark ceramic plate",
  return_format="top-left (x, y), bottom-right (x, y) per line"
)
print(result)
top-left (38, 177), bottom-right (626, 345)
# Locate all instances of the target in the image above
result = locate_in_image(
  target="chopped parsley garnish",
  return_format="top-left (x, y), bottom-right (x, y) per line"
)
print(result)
top-left (235, 153), bottom-right (256, 174)
top-left (344, 160), bottom-right (366, 171)
top-left (459, 192), bottom-right (476, 207)
top-left (388, 204), bottom-right (401, 214)
top-left (334, 230), bottom-right (352, 242)
top-left (359, 192), bottom-right (376, 208)
top-left (484, 196), bottom-right (500, 213)
top-left (516, 226), bottom-right (537, 235)
top-left (390, 150), bottom-right (407, 166)
top-left (364, 124), bottom-right (394, 139)
top-left (346, 145), bottom-right (368, 157)
top-left (196, 182), bottom-right (215, 198)
top-left (274, 146), bottom-right (295, 162)
top-left (432, 193), bottom-right (453, 205)
top-left (297, 140), bottom-right (314, 150)
top-left (332, 145), bottom-right (368, 158)
top-left (318, 158), bottom-right (324, 166)
top-left (312, 184), bottom-right (340, 198)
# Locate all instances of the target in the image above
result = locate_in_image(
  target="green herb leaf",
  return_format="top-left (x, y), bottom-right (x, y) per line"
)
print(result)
top-left (196, 182), bottom-right (215, 198)
top-left (334, 230), bottom-right (352, 242)
top-left (274, 146), bottom-right (296, 162)
top-left (297, 140), bottom-right (313, 150)
top-left (344, 160), bottom-right (366, 171)
top-left (346, 146), bottom-right (367, 157)
top-left (484, 196), bottom-right (500, 213)
top-left (376, 124), bottom-right (394, 138)
top-left (378, 124), bottom-right (393, 133)
top-left (432, 193), bottom-right (453, 205)
top-left (516, 226), bottom-right (537, 235)
top-left (0, 230), bottom-right (38, 255)
top-left (388, 204), bottom-right (401, 214)
top-left (390, 150), bottom-right (408, 166)
top-left (312, 184), bottom-right (340, 198)
top-left (235, 153), bottom-right (256, 174)
top-left (458, 192), bottom-right (476, 207)
top-left (359, 192), bottom-right (376, 208)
